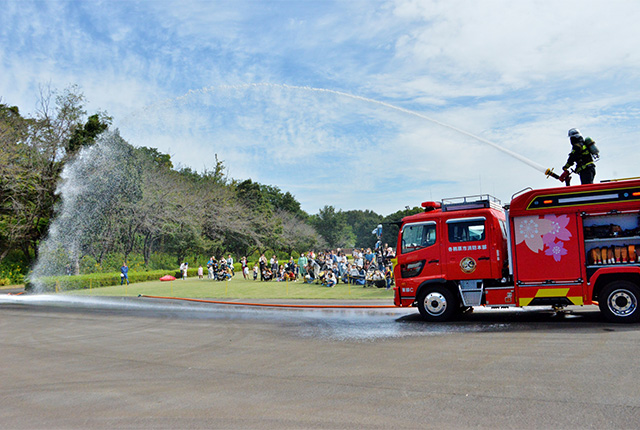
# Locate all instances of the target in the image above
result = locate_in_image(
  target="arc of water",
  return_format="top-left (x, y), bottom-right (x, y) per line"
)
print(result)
top-left (127, 82), bottom-right (549, 174)
top-left (270, 84), bottom-right (548, 174)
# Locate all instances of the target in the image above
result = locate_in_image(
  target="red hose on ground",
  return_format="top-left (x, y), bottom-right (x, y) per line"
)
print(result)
top-left (139, 294), bottom-right (396, 309)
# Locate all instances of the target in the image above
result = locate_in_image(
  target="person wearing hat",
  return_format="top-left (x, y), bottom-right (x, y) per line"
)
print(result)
top-left (562, 128), bottom-right (596, 185)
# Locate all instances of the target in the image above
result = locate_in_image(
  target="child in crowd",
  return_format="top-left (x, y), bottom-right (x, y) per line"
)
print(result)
top-left (325, 271), bottom-right (337, 288)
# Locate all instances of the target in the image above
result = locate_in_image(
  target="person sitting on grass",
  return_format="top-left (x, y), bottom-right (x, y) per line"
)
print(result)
top-left (284, 270), bottom-right (296, 282)
top-left (216, 260), bottom-right (232, 281)
top-left (349, 265), bottom-right (365, 286)
top-left (348, 264), bottom-right (360, 284)
top-left (325, 271), bottom-right (337, 288)
top-left (284, 262), bottom-right (297, 281)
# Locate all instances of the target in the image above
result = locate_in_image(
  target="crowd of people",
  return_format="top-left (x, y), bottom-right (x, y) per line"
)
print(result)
top-left (247, 246), bottom-right (396, 288)
top-left (177, 246), bottom-right (396, 289)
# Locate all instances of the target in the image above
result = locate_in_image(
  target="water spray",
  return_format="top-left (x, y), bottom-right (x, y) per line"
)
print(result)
top-left (119, 82), bottom-right (566, 191)
top-left (175, 83), bottom-right (553, 177)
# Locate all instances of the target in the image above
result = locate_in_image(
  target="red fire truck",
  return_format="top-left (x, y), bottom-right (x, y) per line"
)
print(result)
top-left (393, 178), bottom-right (640, 323)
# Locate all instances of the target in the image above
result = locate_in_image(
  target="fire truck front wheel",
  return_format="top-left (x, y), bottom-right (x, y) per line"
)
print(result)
top-left (599, 281), bottom-right (640, 323)
top-left (417, 286), bottom-right (458, 322)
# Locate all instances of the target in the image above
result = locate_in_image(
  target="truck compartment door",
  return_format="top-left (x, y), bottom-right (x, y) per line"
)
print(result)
top-left (512, 213), bottom-right (583, 283)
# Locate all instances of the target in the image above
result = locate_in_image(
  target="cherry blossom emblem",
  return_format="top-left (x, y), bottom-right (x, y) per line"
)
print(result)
top-left (515, 215), bottom-right (572, 262)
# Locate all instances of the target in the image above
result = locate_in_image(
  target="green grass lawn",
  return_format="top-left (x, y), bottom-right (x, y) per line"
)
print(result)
top-left (67, 275), bottom-right (395, 301)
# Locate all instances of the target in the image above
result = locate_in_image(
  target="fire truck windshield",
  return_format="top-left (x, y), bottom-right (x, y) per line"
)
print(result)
top-left (401, 222), bottom-right (436, 254)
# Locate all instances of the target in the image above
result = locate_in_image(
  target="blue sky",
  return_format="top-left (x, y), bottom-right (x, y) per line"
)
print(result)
top-left (2, 0), bottom-right (640, 215)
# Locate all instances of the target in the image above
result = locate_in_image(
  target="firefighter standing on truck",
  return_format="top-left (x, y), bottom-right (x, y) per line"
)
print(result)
top-left (562, 128), bottom-right (596, 185)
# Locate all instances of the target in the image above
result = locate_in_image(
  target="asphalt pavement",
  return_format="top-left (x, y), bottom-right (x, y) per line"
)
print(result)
top-left (1, 293), bottom-right (639, 429)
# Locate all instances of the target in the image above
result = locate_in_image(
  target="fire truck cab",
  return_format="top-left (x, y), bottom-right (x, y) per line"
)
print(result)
top-left (393, 179), bottom-right (640, 323)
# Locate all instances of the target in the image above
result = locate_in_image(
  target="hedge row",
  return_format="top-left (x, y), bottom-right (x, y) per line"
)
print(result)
top-left (25, 268), bottom-right (201, 292)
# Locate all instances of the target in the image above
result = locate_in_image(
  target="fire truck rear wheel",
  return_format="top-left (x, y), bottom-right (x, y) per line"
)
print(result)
top-left (599, 281), bottom-right (640, 323)
top-left (417, 286), bottom-right (458, 322)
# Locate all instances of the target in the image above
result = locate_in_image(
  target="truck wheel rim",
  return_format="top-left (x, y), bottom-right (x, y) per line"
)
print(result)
top-left (425, 292), bottom-right (447, 316)
top-left (608, 289), bottom-right (637, 316)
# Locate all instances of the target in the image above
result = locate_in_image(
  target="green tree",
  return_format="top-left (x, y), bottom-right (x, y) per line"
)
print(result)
top-left (309, 205), bottom-right (355, 249)
top-left (0, 103), bottom-right (36, 261)
top-left (235, 179), bottom-right (271, 213)
top-left (137, 146), bottom-right (173, 170)
top-left (273, 209), bottom-right (323, 255)
top-left (343, 209), bottom-right (383, 248)
top-left (66, 113), bottom-right (111, 154)
top-left (0, 86), bottom-right (110, 264)
top-left (260, 185), bottom-right (304, 217)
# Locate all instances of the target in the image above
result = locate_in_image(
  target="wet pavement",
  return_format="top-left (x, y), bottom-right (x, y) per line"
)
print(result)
top-left (1, 294), bottom-right (639, 428)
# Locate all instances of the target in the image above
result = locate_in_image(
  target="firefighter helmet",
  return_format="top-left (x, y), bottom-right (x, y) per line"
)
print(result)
top-left (568, 128), bottom-right (584, 145)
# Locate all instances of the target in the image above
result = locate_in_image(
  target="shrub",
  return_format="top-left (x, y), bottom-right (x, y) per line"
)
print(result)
top-left (25, 268), bottom-right (200, 293)
top-left (0, 262), bottom-right (26, 285)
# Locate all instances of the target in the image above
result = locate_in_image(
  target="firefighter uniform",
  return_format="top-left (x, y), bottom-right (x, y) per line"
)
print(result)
top-left (563, 141), bottom-right (596, 185)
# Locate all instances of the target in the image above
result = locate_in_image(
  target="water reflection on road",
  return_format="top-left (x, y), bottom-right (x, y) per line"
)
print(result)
top-left (0, 294), bottom-right (617, 341)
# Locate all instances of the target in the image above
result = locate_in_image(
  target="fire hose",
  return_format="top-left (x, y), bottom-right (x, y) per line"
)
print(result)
top-left (139, 294), bottom-right (396, 309)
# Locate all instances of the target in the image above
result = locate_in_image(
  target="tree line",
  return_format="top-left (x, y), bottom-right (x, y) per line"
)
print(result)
top-left (0, 86), bottom-right (421, 279)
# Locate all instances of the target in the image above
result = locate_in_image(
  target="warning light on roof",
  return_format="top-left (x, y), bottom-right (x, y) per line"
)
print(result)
top-left (633, 192), bottom-right (640, 197)
top-left (543, 200), bottom-right (553, 204)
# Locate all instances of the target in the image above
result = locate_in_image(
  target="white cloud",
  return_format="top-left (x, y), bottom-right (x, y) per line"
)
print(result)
top-left (387, 0), bottom-right (640, 85)
top-left (2, 0), bottom-right (640, 215)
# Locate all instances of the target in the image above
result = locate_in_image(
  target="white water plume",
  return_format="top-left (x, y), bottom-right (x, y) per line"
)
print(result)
top-left (29, 132), bottom-right (135, 292)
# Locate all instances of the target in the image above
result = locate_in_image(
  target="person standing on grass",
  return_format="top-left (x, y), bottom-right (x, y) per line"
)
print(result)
top-left (120, 262), bottom-right (129, 285)
top-left (197, 265), bottom-right (204, 280)
top-left (298, 253), bottom-right (308, 278)
top-left (240, 256), bottom-right (248, 279)
top-left (180, 262), bottom-right (188, 280)
top-left (259, 254), bottom-right (267, 281)
top-left (226, 254), bottom-right (234, 276)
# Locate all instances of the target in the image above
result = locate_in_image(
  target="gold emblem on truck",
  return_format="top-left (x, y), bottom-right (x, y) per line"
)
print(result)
top-left (460, 256), bottom-right (477, 274)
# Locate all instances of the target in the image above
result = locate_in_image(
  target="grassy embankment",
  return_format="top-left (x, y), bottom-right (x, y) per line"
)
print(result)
top-left (65, 275), bottom-right (395, 300)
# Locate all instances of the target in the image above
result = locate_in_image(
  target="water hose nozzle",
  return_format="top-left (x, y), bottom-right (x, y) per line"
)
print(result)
top-left (545, 168), bottom-right (560, 180)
